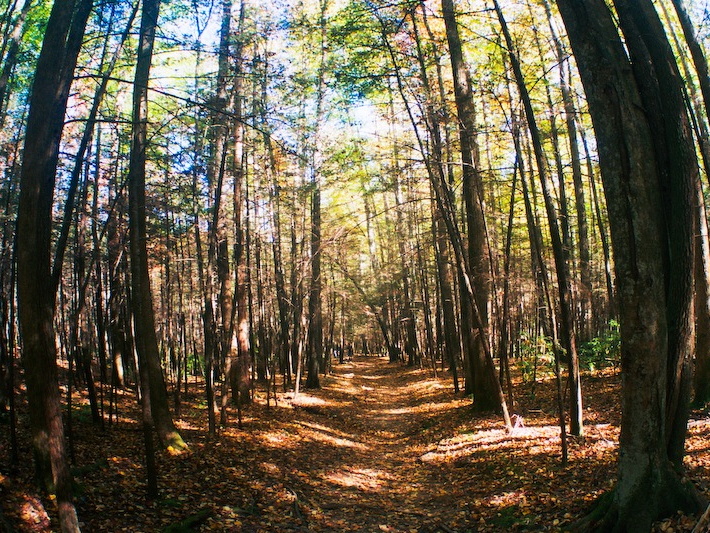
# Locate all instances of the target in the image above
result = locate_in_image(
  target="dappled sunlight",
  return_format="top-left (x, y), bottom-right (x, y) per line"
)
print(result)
top-left (258, 429), bottom-right (302, 448)
top-left (420, 425), bottom-right (564, 463)
top-left (489, 490), bottom-right (528, 508)
top-left (297, 421), bottom-right (370, 450)
top-left (379, 400), bottom-right (460, 417)
top-left (175, 418), bottom-right (213, 432)
top-left (290, 393), bottom-right (330, 407)
top-left (259, 462), bottom-right (282, 475)
top-left (380, 407), bottom-right (410, 415)
top-left (259, 391), bottom-right (357, 412)
top-left (684, 417), bottom-right (710, 474)
top-left (19, 494), bottom-right (50, 530)
top-left (358, 374), bottom-right (389, 381)
top-left (4, 356), bottom-right (636, 532)
top-left (323, 466), bottom-right (394, 491)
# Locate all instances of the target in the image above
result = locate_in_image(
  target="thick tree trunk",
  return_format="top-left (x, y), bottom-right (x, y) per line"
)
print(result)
top-left (377, 3), bottom-right (510, 429)
top-left (16, 0), bottom-right (92, 530)
top-left (208, 0), bottom-right (235, 420)
top-left (441, 0), bottom-right (498, 412)
top-left (557, 0), bottom-right (703, 527)
top-left (305, 0), bottom-right (329, 389)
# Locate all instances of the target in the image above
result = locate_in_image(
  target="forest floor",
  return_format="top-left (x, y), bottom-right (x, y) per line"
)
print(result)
top-left (2, 356), bottom-right (710, 532)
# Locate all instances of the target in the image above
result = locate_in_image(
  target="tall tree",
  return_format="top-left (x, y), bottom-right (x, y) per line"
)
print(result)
top-left (127, 0), bottom-right (186, 454)
top-left (305, 0), bottom-right (330, 389)
top-left (231, 0), bottom-right (252, 405)
top-left (556, 0), bottom-right (704, 527)
top-left (441, 0), bottom-right (498, 412)
top-left (492, 0), bottom-right (583, 435)
top-left (15, 0), bottom-right (92, 529)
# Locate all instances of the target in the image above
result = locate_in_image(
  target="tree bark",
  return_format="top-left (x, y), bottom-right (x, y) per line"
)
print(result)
top-left (127, 0), bottom-right (186, 452)
top-left (694, 177), bottom-right (710, 405)
top-left (493, 0), bottom-right (583, 435)
top-left (305, 0), bottom-right (329, 389)
top-left (441, 0), bottom-right (498, 412)
top-left (377, 3), bottom-right (511, 430)
top-left (557, 0), bottom-right (704, 527)
top-left (16, 0), bottom-right (92, 529)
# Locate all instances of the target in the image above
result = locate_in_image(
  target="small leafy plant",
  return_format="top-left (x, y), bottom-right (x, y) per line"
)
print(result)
top-left (579, 320), bottom-right (621, 372)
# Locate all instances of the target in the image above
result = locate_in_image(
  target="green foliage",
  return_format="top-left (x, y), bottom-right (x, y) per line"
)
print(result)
top-left (579, 320), bottom-right (620, 372)
top-left (518, 334), bottom-right (554, 383)
top-left (328, 0), bottom-right (395, 99)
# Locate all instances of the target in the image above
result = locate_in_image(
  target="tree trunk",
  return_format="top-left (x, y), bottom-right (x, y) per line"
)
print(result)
top-left (15, 0), bottom-right (92, 529)
top-left (306, 184), bottom-right (322, 388)
top-left (441, 0), bottom-right (498, 412)
top-left (305, 0), bottom-right (329, 389)
top-left (543, 0), bottom-right (592, 342)
top-left (557, 0), bottom-right (704, 527)
top-left (127, 0), bottom-right (186, 452)
top-left (694, 177), bottom-right (710, 405)
top-left (493, 0), bottom-right (583, 435)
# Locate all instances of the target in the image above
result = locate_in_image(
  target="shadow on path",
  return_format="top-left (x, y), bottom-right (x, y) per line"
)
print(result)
top-left (273, 356), bottom-right (463, 532)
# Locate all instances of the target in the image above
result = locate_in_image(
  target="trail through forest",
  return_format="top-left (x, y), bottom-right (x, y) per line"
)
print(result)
top-left (3, 356), bottom-right (710, 532)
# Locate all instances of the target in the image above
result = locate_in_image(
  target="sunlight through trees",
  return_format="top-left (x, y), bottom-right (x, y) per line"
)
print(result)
top-left (2, 0), bottom-right (710, 530)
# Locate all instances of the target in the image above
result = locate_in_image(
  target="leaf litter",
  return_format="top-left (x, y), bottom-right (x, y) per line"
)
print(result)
top-left (2, 357), bottom-right (710, 532)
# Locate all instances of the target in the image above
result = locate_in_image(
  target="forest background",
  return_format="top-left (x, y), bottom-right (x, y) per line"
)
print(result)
top-left (2, 0), bottom-right (710, 531)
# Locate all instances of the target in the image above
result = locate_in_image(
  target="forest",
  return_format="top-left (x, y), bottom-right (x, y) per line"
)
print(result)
top-left (2, 0), bottom-right (710, 531)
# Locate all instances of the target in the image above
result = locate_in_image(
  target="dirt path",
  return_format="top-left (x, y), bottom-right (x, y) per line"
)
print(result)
top-left (9, 353), bottom-right (677, 532)
top-left (278, 356), bottom-right (461, 532)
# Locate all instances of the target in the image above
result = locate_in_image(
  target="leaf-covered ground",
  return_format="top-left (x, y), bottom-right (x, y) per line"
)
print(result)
top-left (2, 356), bottom-right (710, 532)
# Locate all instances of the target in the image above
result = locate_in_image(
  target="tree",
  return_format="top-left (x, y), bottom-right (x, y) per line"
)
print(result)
top-left (15, 0), bottom-right (93, 530)
top-left (127, 0), bottom-right (186, 456)
top-left (555, 0), bottom-right (704, 527)
top-left (441, 0), bottom-right (499, 411)
top-left (492, 0), bottom-right (583, 435)
top-left (305, 0), bottom-right (330, 389)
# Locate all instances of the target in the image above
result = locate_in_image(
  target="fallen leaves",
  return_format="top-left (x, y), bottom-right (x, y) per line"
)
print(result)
top-left (2, 357), bottom-right (709, 531)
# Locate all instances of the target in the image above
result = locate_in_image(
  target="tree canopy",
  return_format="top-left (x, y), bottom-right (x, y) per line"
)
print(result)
top-left (2, 0), bottom-right (710, 531)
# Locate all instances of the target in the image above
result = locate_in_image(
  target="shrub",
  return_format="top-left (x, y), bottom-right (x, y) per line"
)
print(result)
top-left (579, 320), bottom-right (620, 371)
